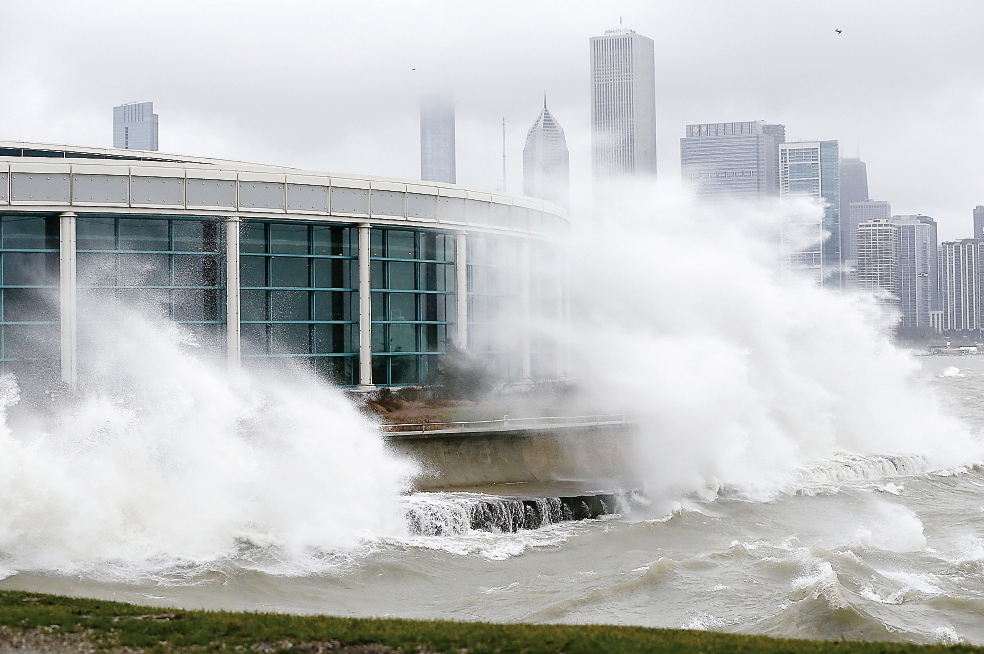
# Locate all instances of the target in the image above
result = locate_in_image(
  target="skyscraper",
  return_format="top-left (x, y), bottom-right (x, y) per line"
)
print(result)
top-left (778, 140), bottom-right (840, 285)
top-left (839, 158), bottom-right (868, 267)
top-left (420, 94), bottom-right (456, 184)
top-left (974, 205), bottom-right (984, 239)
top-left (846, 200), bottom-right (891, 274)
top-left (914, 215), bottom-right (940, 312)
top-left (589, 29), bottom-right (657, 182)
top-left (523, 98), bottom-right (570, 208)
top-left (113, 102), bottom-right (158, 151)
top-left (856, 219), bottom-right (898, 301)
top-left (680, 121), bottom-right (784, 200)
top-left (940, 239), bottom-right (983, 333)
top-left (892, 215), bottom-right (934, 333)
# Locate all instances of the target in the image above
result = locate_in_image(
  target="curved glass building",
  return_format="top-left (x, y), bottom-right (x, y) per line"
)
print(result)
top-left (0, 142), bottom-right (569, 387)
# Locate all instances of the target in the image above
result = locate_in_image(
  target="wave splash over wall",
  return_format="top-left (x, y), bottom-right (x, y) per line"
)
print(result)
top-left (0, 310), bottom-right (417, 582)
top-left (568, 188), bottom-right (984, 509)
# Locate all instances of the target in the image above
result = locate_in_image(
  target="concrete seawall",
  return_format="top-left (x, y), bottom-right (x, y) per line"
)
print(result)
top-left (383, 418), bottom-right (638, 491)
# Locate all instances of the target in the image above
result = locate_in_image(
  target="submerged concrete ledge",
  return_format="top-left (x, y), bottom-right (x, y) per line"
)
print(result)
top-left (381, 417), bottom-right (637, 491)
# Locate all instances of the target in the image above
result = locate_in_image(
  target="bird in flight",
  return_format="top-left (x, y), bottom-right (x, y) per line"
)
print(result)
top-left (835, 29), bottom-right (842, 34)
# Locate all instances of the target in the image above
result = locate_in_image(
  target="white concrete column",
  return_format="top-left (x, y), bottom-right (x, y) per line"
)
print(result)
top-left (225, 217), bottom-right (241, 370)
top-left (59, 212), bottom-right (77, 386)
top-left (519, 238), bottom-right (532, 381)
top-left (455, 232), bottom-right (468, 349)
top-left (358, 224), bottom-right (373, 389)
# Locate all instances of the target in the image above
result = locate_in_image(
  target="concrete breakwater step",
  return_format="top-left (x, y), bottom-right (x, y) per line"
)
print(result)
top-left (405, 491), bottom-right (628, 536)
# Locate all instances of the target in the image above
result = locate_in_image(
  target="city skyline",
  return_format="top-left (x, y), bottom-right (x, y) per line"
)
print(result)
top-left (1, 3), bottom-right (981, 238)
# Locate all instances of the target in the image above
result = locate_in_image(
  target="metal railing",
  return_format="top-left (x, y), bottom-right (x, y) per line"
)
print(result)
top-left (381, 413), bottom-right (630, 435)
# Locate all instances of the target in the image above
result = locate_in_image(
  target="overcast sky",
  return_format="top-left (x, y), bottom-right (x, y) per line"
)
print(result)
top-left (1, 1), bottom-right (982, 238)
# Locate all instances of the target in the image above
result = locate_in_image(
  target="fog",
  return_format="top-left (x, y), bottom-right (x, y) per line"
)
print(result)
top-left (0, 1), bottom-right (982, 237)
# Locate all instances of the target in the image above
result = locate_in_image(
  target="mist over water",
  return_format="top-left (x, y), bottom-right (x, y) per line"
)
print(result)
top-left (2, 191), bottom-right (984, 644)
top-left (568, 188), bottom-right (982, 506)
top-left (0, 309), bottom-right (417, 581)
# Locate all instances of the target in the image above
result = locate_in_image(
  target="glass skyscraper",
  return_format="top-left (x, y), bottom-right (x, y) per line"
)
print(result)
top-left (589, 29), bottom-right (657, 182)
top-left (779, 140), bottom-right (840, 285)
top-left (680, 121), bottom-right (784, 199)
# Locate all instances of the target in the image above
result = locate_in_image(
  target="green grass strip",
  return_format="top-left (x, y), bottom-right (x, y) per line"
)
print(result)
top-left (0, 589), bottom-right (979, 653)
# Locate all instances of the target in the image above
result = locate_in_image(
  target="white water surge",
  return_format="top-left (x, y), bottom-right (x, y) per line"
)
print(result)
top-left (1, 189), bottom-right (983, 645)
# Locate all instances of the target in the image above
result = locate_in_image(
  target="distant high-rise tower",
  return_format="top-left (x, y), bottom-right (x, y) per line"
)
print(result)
top-left (940, 239), bottom-right (984, 333)
top-left (856, 218), bottom-right (898, 300)
top-left (589, 29), bottom-right (657, 182)
top-left (778, 140), bottom-right (840, 285)
top-left (680, 121), bottom-right (784, 199)
top-left (892, 215), bottom-right (935, 333)
top-left (974, 205), bottom-right (984, 239)
top-left (113, 102), bottom-right (158, 151)
top-left (838, 159), bottom-right (868, 259)
top-left (523, 98), bottom-right (570, 208)
top-left (847, 200), bottom-right (891, 274)
top-left (420, 94), bottom-right (456, 184)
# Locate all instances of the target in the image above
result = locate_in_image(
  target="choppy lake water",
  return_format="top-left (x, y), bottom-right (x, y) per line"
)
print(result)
top-left (3, 354), bottom-right (984, 645)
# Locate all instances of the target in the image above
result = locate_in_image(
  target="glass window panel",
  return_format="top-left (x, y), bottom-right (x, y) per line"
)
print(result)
top-left (173, 220), bottom-right (220, 253)
top-left (420, 262), bottom-right (438, 291)
top-left (313, 225), bottom-right (355, 257)
top-left (241, 222), bottom-right (267, 253)
top-left (387, 231), bottom-right (415, 259)
top-left (241, 289), bottom-right (268, 322)
top-left (372, 323), bottom-right (386, 352)
top-left (3, 288), bottom-right (56, 322)
top-left (240, 256), bottom-right (266, 288)
top-left (314, 258), bottom-right (353, 289)
top-left (387, 261), bottom-right (415, 290)
top-left (270, 256), bottom-right (309, 288)
top-left (173, 254), bottom-right (220, 287)
top-left (270, 223), bottom-right (309, 255)
top-left (388, 292), bottom-right (415, 321)
top-left (390, 355), bottom-right (418, 385)
top-left (371, 291), bottom-right (384, 322)
top-left (372, 356), bottom-right (388, 385)
top-left (316, 356), bottom-right (355, 386)
top-left (77, 217), bottom-right (116, 250)
top-left (116, 288), bottom-right (170, 316)
top-left (172, 289), bottom-right (212, 321)
top-left (3, 252), bottom-right (56, 286)
top-left (119, 219), bottom-right (169, 251)
top-left (370, 228), bottom-right (384, 257)
top-left (370, 261), bottom-right (383, 289)
top-left (388, 323), bottom-right (415, 353)
top-left (314, 323), bottom-right (354, 354)
top-left (314, 291), bottom-right (354, 322)
top-left (119, 253), bottom-right (169, 287)
top-left (271, 323), bottom-right (310, 354)
top-left (3, 217), bottom-right (58, 250)
top-left (270, 290), bottom-right (309, 321)
top-left (4, 324), bottom-right (56, 361)
top-left (241, 323), bottom-right (268, 353)
top-left (421, 233), bottom-right (437, 261)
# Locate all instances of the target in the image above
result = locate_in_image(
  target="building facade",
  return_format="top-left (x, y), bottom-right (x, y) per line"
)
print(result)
top-left (589, 29), bottom-right (657, 182)
top-left (839, 158), bottom-right (868, 259)
top-left (845, 200), bottom-right (891, 280)
top-left (0, 141), bottom-right (569, 387)
top-left (420, 94), bottom-right (456, 184)
top-left (113, 102), bottom-right (158, 151)
top-left (892, 216), bottom-right (933, 333)
top-left (940, 239), bottom-right (983, 334)
top-left (974, 205), bottom-right (984, 239)
top-left (778, 140), bottom-right (840, 285)
top-left (680, 121), bottom-right (784, 200)
top-left (856, 219), bottom-right (898, 300)
top-left (523, 99), bottom-right (570, 209)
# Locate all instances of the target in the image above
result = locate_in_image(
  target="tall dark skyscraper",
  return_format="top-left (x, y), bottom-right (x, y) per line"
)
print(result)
top-left (839, 158), bottom-right (869, 267)
top-left (974, 205), bottom-right (984, 239)
top-left (523, 98), bottom-right (569, 208)
top-left (420, 94), bottom-right (455, 184)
